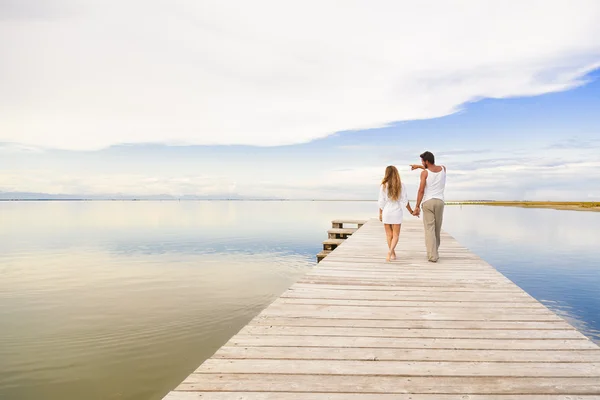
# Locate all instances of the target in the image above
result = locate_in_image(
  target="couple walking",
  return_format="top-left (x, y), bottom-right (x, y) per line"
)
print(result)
top-left (378, 151), bottom-right (446, 263)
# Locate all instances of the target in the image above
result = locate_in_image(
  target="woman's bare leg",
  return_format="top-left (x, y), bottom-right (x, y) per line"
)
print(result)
top-left (384, 224), bottom-right (393, 249)
top-left (384, 224), bottom-right (393, 261)
top-left (390, 224), bottom-right (401, 260)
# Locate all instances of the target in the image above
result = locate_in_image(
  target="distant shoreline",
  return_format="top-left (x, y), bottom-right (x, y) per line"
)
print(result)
top-left (1, 199), bottom-right (598, 212)
top-left (0, 198), bottom-right (379, 202)
top-left (0, 198), bottom-right (378, 202)
top-left (448, 201), bottom-right (600, 212)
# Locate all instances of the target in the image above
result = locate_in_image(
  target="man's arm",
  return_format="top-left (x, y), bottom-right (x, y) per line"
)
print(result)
top-left (414, 170), bottom-right (427, 214)
top-left (410, 164), bottom-right (425, 171)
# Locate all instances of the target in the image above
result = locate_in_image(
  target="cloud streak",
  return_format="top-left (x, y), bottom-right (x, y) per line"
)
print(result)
top-left (3, 153), bottom-right (599, 200)
top-left (1, 0), bottom-right (600, 150)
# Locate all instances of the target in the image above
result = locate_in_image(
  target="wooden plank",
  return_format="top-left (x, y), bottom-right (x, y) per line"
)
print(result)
top-left (298, 275), bottom-right (517, 284)
top-left (296, 279), bottom-right (523, 289)
top-left (304, 271), bottom-right (510, 278)
top-left (316, 250), bottom-right (331, 257)
top-left (314, 262), bottom-right (510, 270)
top-left (289, 283), bottom-right (527, 293)
top-left (323, 238), bottom-right (345, 246)
top-left (196, 359), bottom-right (600, 377)
top-left (313, 263), bottom-right (503, 270)
top-left (323, 238), bottom-right (345, 251)
top-left (318, 258), bottom-right (489, 265)
top-left (304, 272), bottom-right (512, 280)
top-left (164, 393), bottom-right (600, 400)
top-left (250, 317), bottom-right (574, 330)
top-left (260, 305), bottom-right (563, 321)
top-left (331, 219), bottom-right (367, 225)
top-left (213, 346), bottom-right (600, 362)
top-left (327, 228), bottom-right (357, 235)
top-left (227, 335), bottom-right (598, 350)
top-left (294, 283), bottom-right (520, 290)
top-left (311, 265), bottom-right (499, 272)
top-left (175, 374), bottom-right (600, 394)
top-left (239, 325), bottom-right (586, 340)
top-left (273, 298), bottom-right (545, 309)
top-left (282, 289), bottom-right (537, 302)
top-left (262, 305), bottom-right (558, 318)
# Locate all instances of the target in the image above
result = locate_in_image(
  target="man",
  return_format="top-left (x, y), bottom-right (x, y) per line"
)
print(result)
top-left (411, 151), bottom-right (446, 262)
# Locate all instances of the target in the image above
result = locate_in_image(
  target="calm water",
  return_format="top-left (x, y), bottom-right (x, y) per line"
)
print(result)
top-left (1, 201), bottom-right (599, 400)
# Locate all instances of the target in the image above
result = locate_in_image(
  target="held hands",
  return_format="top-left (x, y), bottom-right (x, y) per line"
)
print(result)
top-left (412, 208), bottom-right (421, 218)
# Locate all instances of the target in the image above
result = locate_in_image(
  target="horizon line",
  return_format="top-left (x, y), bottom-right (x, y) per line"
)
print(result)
top-left (0, 199), bottom-right (590, 203)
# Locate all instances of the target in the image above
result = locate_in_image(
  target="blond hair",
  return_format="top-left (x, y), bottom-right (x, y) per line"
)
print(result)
top-left (381, 165), bottom-right (401, 201)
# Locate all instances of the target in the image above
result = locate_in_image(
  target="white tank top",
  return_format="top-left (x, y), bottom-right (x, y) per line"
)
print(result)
top-left (423, 167), bottom-right (446, 203)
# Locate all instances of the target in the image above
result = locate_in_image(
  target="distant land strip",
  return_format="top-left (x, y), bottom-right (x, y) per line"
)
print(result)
top-left (0, 198), bottom-right (599, 212)
top-left (448, 201), bottom-right (600, 212)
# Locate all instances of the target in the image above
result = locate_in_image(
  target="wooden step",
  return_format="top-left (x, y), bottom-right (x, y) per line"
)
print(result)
top-left (332, 219), bottom-right (367, 229)
top-left (323, 238), bottom-right (345, 251)
top-left (328, 228), bottom-right (357, 239)
top-left (316, 250), bottom-right (331, 263)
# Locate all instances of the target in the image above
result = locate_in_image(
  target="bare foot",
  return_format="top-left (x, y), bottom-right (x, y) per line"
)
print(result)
top-left (386, 251), bottom-right (392, 262)
top-left (391, 250), bottom-right (397, 260)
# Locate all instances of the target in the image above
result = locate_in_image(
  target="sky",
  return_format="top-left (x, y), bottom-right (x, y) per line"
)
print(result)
top-left (1, 0), bottom-right (600, 200)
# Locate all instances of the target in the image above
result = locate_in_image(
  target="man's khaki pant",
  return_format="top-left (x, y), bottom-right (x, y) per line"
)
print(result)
top-left (422, 198), bottom-right (444, 262)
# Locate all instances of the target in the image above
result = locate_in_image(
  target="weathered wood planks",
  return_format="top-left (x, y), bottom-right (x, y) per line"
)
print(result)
top-left (162, 218), bottom-right (600, 399)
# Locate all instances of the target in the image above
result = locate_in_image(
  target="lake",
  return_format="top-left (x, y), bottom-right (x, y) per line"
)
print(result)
top-left (1, 201), bottom-right (599, 400)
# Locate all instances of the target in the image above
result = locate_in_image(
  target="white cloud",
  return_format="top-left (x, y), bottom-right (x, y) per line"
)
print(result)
top-left (0, 171), bottom-right (236, 197)
top-left (0, 143), bottom-right (44, 153)
top-left (1, 0), bottom-right (600, 150)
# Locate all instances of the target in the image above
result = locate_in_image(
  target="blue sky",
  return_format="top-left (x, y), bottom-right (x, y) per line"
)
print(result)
top-left (1, 1), bottom-right (600, 200)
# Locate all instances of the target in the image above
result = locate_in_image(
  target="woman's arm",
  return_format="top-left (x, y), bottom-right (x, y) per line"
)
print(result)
top-left (378, 185), bottom-right (386, 221)
top-left (401, 183), bottom-right (414, 215)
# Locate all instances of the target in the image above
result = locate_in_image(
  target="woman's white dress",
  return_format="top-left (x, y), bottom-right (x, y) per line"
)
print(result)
top-left (378, 183), bottom-right (408, 224)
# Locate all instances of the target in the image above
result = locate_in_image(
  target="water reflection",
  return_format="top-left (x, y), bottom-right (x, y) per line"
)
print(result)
top-left (0, 201), bottom-right (375, 400)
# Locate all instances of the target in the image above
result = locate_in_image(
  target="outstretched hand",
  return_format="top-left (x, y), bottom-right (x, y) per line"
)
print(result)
top-left (410, 164), bottom-right (422, 171)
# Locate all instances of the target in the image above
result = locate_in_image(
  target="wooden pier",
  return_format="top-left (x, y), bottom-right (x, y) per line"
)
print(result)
top-left (164, 218), bottom-right (600, 399)
top-left (317, 219), bottom-right (367, 262)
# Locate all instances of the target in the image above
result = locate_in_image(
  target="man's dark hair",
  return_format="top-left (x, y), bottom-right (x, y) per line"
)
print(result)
top-left (420, 151), bottom-right (435, 164)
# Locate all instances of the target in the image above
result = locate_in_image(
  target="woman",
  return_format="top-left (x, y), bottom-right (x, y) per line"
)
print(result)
top-left (378, 166), bottom-right (415, 262)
